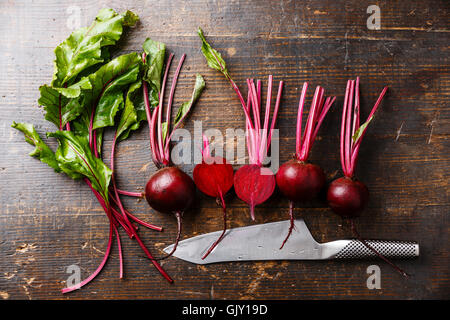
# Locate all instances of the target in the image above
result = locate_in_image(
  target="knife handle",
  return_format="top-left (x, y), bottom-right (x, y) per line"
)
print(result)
top-left (332, 240), bottom-right (419, 259)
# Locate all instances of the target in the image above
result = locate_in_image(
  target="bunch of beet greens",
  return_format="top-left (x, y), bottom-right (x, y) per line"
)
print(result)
top-left (12, 8), bottom-right (206, 293)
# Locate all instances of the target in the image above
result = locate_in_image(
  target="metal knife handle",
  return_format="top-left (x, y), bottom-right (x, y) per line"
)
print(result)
top-left (333, 240), bottom-right (419, 259)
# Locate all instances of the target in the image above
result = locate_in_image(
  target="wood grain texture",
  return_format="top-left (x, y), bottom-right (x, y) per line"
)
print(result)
top-left (0, 0), bottom-right (448, 299)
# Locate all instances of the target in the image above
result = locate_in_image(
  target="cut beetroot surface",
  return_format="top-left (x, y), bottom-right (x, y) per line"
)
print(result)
top-left (193, 156), bottom-right (234, 198)
top-left (234, 164), bottom-right (276, 220)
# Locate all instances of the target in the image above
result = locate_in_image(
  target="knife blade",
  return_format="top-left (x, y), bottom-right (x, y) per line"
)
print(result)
top-left (163, 219), bottom-right (419, 264)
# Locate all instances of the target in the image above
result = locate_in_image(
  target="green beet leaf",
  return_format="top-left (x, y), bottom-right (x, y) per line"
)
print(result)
top-left (38, 78), bottom-right (91, 128)
top-left (52, 8), bottom-right (139, 88)
top-left (161, 74), bottom-right (205, 141)
top-left (198, 27), bottom-right (228, 76)
top-left (116, 80), bottom-right (147, 141)
top-left (82, 52), bottom-right (142, 131)
top-left (142, 38), bottom-right (166, 95)
top-left (11, 122), bottom-right (60, 172)
top-left (47, 131), bottom-right (112, 201)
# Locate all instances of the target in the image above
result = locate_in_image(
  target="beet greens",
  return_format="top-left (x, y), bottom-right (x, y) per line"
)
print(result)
top-left (12, 9), bottom-right (175, 293)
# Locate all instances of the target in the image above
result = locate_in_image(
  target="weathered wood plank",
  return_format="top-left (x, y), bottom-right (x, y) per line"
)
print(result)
top-left (0, 0), bottom-right (448, 299)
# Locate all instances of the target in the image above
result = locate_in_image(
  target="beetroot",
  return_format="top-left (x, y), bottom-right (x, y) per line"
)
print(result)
top-left (231, 77), bottom-right (283, 220)
top-left (142, 48), bottom-right (205, 259)
top-left (234, 164), bottom-right (275, 220)
top-left (193, 136), bottom-right (234, 259)
top-left (326, 77), bottom-right (408, 278)
top-left (276, 83), bottom-right (335, 248)
top-left (327, 177), bottom-right (368, 218)
top-left (145, 167), bottom-right (196, 213)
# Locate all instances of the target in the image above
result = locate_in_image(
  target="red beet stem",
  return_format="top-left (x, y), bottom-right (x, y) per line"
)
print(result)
top-left (224, 74), bottom-right (254, 130)
top-left (349, 86), bottom-right (388, 176)
top-left (143, 80), bottom-right (161, 164)
top-left (298, 86), bottom-right (324, 161)
top-left (116, 189), bottom-right (143, 198)
top-left (352, 77), bottom-right (360, 137)
top-left (295, 83), bottom-right (308, 157)
top-left (267, 80), bottom-right (284, 150)
top-left (157, 53), bottom-right (174, 165)
top-left (344, 80), bottom-right (355, 174)
top-left (280, 201), bottom-right (295, 249)
top-left (258, 76), bottom-right (272, 162)
top-left (114, 226), bottom-right (124, 279)
top-left (164, 54), bottom-right (186, 152)
top-left (62, 223), bottom-right (114, 293)
top-left (339, 77), bottom-right (388, 177)
top-left (311, 96), bottom-right (336, 143)
top-left (125, 210), bottom-right (163, 232)
top-left (340, 80), bottom-right (351, 176)
top-left (295, 83), bottom-right (334, 162)
top-left (350, 219), bottom-right (409, 278)
top-left (202, 192), bottom-right (227, 260)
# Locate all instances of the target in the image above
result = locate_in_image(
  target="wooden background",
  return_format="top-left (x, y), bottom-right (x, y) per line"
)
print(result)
top-left (0, 0), bottom-right (448, 300)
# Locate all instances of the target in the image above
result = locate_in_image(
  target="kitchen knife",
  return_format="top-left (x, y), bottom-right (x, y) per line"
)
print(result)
top-left (163, 219), bottom-right (419, 264)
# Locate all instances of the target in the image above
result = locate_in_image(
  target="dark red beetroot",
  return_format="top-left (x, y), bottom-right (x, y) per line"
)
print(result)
top-left (327, 77), bottom-right (408, 278)
top-left (276, 83), bottom-right (335, 248)
top-left (193, 136), bottom-right (234, 259)
top-left (141, 50), bottom-right (205, 259)
top-left (146, 167), bottom-right (196, 214)
top-left (327, 177), bottom-right (368, 218)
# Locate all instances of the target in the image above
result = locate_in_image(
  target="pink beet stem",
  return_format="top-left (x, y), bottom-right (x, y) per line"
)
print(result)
top-left (109, 194), bottom-right (163, 232)
top-left (257, 80), bottom-right (262, 107)
top-left (143, 80), bottom-right (160, 164)
top-left (344, 80), bottom-right (355, 175)
top-left (202, 134), bottom-right (211, 158)
top-left (311, 96), bottom-right (336, 144)
top-left (295, 82), bottom-right (308, 158)
top-left (150, 103), bottom-right (162, 165)
top-left (114, 226), bottom-right (124, 279)
top-left (224, 74), bottom-right (254, 130)
top-left (250, 79), bottom-right (260, 132)
top-left (110, 207), bottom-right (136, 237)
top-left (164, 54), bottom-right (186, 151)
top-left (125, 211), bottom-right (163, 232)
top-left (349, 86), bottom-right (388, 176)
top-left (133, 231), bottom-right (174, 283)
top-left (340, 80), bottom-right (351, 176)
top-left (352, 77), bottom-right (361, 140)
top-left (62, 224), bottom-right (113, 293)
top-left (267, 80), bottom-right (283, 150)
top-left (116, 189), bottom-right (143, 198)
top-left (259, 75), bottom-right (273, 162)
top-left (299, 86), bottom-right (323, 161)
top-left (157, 53), bottom-right (174, 165)
top-left (248, 79), bottom-right (261, 163)
top-left (245, 91), bottom-right (256, 164)
top-left (247, 80), bottom-right (260, 164)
